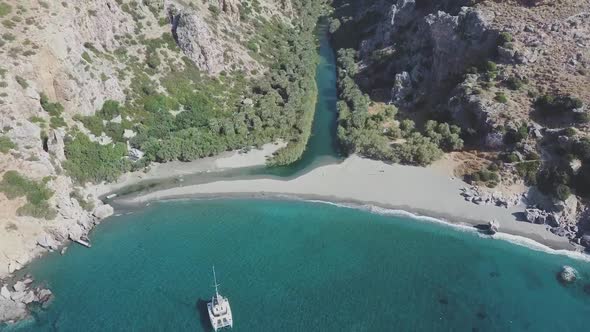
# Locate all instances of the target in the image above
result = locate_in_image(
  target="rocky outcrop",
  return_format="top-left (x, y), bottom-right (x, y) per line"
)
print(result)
top-left (447, 76), bottom-right (508, 140)
top-left (0, 277), bottom-right (53, 323)
top-left (558, 265), bottom-right (578, 284)
top-left (391, 71), bottom-right (413, 107)
top-left (93, 204), bottom-right (114, 220)
top-left (361, 3), bottom-right (498, 108)
top-left (460, 186), bottom-right (522, 208)
top-left (422, 8), bottom-right (497, 84)
top-left (47, 129), bottom-right (66, 161)
top-left (171, 8), bottom-right (228, 75)
top-left (217, 0), bottom-right (240, 20)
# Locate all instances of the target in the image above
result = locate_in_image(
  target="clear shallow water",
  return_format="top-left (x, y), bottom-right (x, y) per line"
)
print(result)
top-left (5, 199), bottom-right (590, 331)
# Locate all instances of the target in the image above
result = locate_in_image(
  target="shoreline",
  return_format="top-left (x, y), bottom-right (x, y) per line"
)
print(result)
top-left (121, 155), bottom-right (582, 254)
top-left (123, 191), bottom-right (576, 253)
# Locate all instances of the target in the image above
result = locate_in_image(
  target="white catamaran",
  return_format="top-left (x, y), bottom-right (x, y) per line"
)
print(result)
top-left (207, 266), bottom-right (233, 331)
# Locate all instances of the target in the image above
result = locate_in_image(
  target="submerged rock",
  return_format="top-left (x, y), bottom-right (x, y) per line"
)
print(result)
top-left (558, 265), bottom-right (578, 284)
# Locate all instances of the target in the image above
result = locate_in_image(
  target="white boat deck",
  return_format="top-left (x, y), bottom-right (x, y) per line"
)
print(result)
top-left (207, 267), bottom-right (233, 331)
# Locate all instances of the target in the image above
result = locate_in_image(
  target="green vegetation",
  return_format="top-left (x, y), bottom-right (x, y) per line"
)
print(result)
top-left (495, 92), bottom-right (508, 103)
top-left (467, 165), bottom-right (500, 188)
top-left (498, 32), bottom-right (512, 45)
top-left (81, 51), bottom-right (93, 63)
top-left (15, 75), bottom-right (28, 88)
top-left (0, 170), bottom-right (56, 219)
top-left (532, 138), bottom-right (590, 201)
top-left (423, 121), bottom-right (463, 152)
top-left (0, 135), bottom-right (16, 152)
top-left (70, 189), bottom-right (94, 211)
top-left (505, 76), bottom-right (525, 90)
top-left (536, 94), bottom-right (583, 115)
top-left (504, 123), bottom-right (528, 144)
top-left (515, 160), bottom-right (540, 185)
top-left (0, 2), bottom-right (11, 17)
top-left (328, 18), bottom-right (341, 34)
top-left (40, 93), bottom-right (64, 116)
top-left (40, 93), bottom-right (67, 129)
top-left (64, 0), bottom-right (325, 183)
top-left (334, 49), bottom-right (462, 166)
top-left (64, 132), bottom-right (129, 184)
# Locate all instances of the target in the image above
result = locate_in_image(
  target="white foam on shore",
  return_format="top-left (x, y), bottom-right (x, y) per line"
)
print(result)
top-left (494, 232), bottom-right (590, 263)
top-left (305, 199), bottom-right (476, 233)
top-left (305, 199), bottom-right (590, 263)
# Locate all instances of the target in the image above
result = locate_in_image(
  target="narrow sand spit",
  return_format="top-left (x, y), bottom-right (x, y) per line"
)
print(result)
top-left (90, 142), bottom-right (286, 198)
top-left (128, 155), bottom-right (574, 250)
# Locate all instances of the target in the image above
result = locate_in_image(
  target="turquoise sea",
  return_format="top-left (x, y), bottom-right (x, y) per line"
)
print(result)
top-left (3, 20), bottom-right (590, 332)
top-left (5, 199), bottom-right (590, 331)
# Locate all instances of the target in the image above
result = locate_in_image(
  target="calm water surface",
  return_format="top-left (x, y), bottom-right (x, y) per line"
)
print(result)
top-left (5, 199), bottom-right (590, 331)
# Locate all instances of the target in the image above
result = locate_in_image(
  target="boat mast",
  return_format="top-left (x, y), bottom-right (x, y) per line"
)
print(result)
top-left (212, 266), bottom-right (220, 297)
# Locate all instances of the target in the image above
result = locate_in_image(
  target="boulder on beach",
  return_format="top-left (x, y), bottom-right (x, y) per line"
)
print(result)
top-left (558, 265), bottom-right (578, 284)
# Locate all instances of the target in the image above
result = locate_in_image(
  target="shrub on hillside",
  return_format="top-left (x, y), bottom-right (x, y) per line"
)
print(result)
top-left (0, 170), bottom-right (56, 219)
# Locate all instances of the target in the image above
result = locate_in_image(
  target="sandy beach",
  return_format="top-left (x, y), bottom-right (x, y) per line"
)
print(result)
top-left (0, 142), bottom-right (285, 280)
top-left (126, 155), bottom-right (575, 251)
top-left (90, 141), bottom-right (286, 198)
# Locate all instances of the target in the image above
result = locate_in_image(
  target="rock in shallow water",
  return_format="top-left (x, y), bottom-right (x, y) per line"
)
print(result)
top-left (558, 265), bottom-right (578, 284)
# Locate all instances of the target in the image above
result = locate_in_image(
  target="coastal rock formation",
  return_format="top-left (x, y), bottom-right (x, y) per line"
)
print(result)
top-left (173, 13), bottom-right (226, 75)
top-left (93, 204), bottom-right (114, 220)
top-left (460, 186), bottom-right (521, 208)
top-left (0, 0), bottom-right (295, 286)
top-left (0, 277), bottom-right (52, 323)
top-left (422, 7), bottom-right (497, 84)
top-left (558, 265), bottom-right (578, 284)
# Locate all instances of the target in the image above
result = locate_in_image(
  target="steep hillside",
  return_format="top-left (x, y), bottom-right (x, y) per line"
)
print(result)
top-left (0, 0), bottom-right (324, 283)
top-left (329, 0), bottom-right (590, 246)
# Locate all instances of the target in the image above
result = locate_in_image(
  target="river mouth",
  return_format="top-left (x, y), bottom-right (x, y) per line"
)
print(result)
top-left (106, 19), bottom-right (342, 202)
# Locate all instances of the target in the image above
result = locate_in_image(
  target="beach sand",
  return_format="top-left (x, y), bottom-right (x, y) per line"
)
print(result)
top-left (127, 155), bottom-right (574, 251)
top-left (90, 142), bottom-right (286, 198)
top-left (0, 142), bottom-right (284, 280)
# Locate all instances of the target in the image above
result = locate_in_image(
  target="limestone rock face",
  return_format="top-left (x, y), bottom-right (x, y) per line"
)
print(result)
top-left (391, 71), bottom-right (413, 107)
top-left (36, 234), bottom-right (60, 250)
top-left (423, 7), bottom-right (497, 84)
top-left (47, 129), bottom-right (66, 161)
top-left (174, 13), bottom-right (226, 75)
top-left (360, 0), bottom-right (416, 56)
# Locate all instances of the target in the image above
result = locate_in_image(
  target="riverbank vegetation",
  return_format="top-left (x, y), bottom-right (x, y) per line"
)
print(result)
top-left (63, 0), bottom-right (325, 183)
top-left (334, 49), bottom-right (463, 166)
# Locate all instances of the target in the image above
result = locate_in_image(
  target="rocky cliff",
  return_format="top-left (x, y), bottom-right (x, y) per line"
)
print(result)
top-left (330, 0), bottom-right (590, 247)
top-left (0, 0), bottom-right (298, 296)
